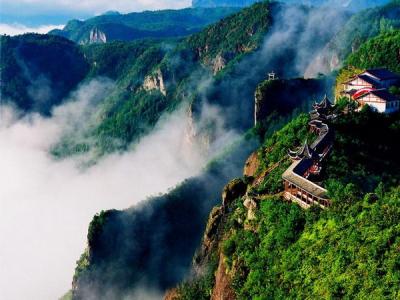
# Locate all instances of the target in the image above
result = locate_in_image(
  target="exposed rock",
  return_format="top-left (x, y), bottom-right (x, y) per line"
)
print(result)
top-left (203, 206), bottom-right (224, 252)
top-left (330, 52), bottom-right (340, 70)
top-left (222, 178), bottom-right (247, 208)
top-left (243, 151), bottom-right (260, 178)
top-left (143, 69), bottom-right (166, 96)
top-left (89, 27), bottom-right (107, 44)
top-left (254, 83), bottom-right (268, 126)
top-left (183, 103), bottom-right (213, 159)
top-left (212, 54), bottom-right (226, 74)
top-left (243, 197), bottom-right (257, 220)
top-left (192, 205), bottom-right (224, 277)
top-left (211, 254), bottom-right (236, 300)
top-left (164, 288), bottom-right (180, 300)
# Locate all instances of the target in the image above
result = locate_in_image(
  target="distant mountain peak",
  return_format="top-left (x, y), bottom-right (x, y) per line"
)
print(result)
top-left (102, 10), bottom-right (121, 16)
top-left (192, 0), bottom-right (392, 11)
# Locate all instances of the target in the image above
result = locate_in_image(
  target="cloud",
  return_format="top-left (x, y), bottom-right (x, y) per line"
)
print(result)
top-left (0, 78), bottom-right (230, 299)
top-left (1, 0), bottom-right (191, 16)
top-left (0, 23), bottom-right (64, 35)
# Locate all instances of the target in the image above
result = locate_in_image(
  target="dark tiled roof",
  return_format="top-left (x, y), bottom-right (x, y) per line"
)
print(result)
top-left (358, 74), bottom-right (378, 85)
top-left (359, 89), bottom-right (398, 102)
top-left (371, 89), bottom-right (398, 102)
top-left (365, 68), bottom-right (400, 81)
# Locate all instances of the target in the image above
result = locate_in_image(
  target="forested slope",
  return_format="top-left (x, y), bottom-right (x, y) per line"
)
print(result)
top-left (306, 0), bottom-right (400, 76)
top-left (0, 34), bottom-right (89, 115)
top-left (335, 29), bottom-right (400, 97)
top-left (175, 109), bottom-right (400, 300)
top-left (49, 8), bottom-right (240, 44)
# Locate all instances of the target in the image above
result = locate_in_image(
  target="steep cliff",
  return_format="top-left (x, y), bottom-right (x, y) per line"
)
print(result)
top-left (88, 28), bottom-right (107, 44)
top-left (143, 69), bottom-right (167, 96)
top-left (69, 136), bottom-right (257, 300)
top-left (169, 108), bottom-right (400, 300)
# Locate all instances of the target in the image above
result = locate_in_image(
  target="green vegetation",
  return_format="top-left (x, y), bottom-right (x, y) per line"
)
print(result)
top-left (186, 1), bottom-right (271, 67)
top-left (50, 7), bottom-right (241, 44)
top-left (335, 29), bottom-right (400, 96)
top-left (327, 0), bottom-right (400, 63)
top-left (59, 290), bottom-right (73, 300)
top-left (177, 253), bottom-right (219, 300)
top-left (82, 40), bottom-right (164, 80)
top-left (335, 30), bottom-right (400, 97)
top-left (193, 0), bottom-right (392, 10)
top-left (224, 185), bottom-right (400, 299)
top-left (324, 109), bottom-right (400, 192)
top-left (0, 34), bottom-right (89, 115)
top-left (346, 30), bottom-right (400, 73)
top-left (224, 113), bottom-right (397, 298)
top-left (50, 39), bottom-right (169, 157)
top-left (51, 1), bottom-right (274, 157)
top-left (254, 77), bottom-right (327, 139)
top-left (254, 113), bottom-right (313, 194)
top-left (174, 109), bottom-right (400, 299)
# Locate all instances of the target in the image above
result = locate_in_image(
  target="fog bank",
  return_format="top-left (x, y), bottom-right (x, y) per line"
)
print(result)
top-left (0, 79), bottom-right (231, 299)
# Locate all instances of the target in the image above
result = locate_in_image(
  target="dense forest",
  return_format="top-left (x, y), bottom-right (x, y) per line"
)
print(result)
top-left (1, 1), bottom-right (399, 299)
top-left (0, 34), bottom-right (89, 115)
top-left (177, 108), bottom-right (400, 300)
top-left (49, 7), bottom-right (240, 44)
top-left (335, 29), bottom-right (400, 97)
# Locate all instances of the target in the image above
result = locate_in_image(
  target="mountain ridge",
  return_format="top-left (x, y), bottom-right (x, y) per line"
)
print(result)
top-left (49, 7), bottom-right (241, 44)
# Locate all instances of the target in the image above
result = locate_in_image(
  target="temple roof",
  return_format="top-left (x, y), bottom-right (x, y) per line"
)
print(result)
top-left (282, 159), bottom-right (328, 198)
top-left (309, 120), bottom-right (329, 134)
top-left (289, 140), bottom-right (314, 160)
top-left (313, 95), bottom-right (334, 110)
top-left (358, 88), bottom-right (399, 102)
top-left (358, 74), bottom-right (378, 86)
top-left (364, 68), bottom-right (400, 81)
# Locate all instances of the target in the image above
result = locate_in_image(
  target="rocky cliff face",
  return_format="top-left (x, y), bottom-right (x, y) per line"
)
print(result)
top-left (164, 177), bottom-right (248, 300)
top-left (212, 54), bottom-right (227, 74)
top-left (210, 254), bottom-right (236, 300)
top-left (89, 28), bottom-right (107, 44)
top-left (143, 69), bottom-right (167, 96)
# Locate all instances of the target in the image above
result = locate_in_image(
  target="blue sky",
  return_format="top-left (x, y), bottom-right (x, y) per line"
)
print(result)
top-left (0, 0), bottom-right (191, 34)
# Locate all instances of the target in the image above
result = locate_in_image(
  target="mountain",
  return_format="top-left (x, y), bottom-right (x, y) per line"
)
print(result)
top-left (51, 0), bottom-right (348, 159)
top-left (169, 27), bottom-right (400, 299)
top-left (174, 108), bottom-right (400, 299)
top-left (70, 136), bottom-right (257, 300)
top-left (49, 7), bottom-right (241, 44)
top-left (51, 1), bottom-right (276, 158)
top-left (68, 4), bottom-right (400, 298)
top-left (0, 34), bottom-right (89, 115)
top-left (65, 2), bottom-right (352, 297)
top-left (192, 0), bottom-right (392, 11)
top-left (335, 29), bottom-right (400, 98)
top-left (306, 0), bottom-right (400, 76)
top-left (1, 1), bottom-right (350, 159)
top-left (192, 0), bottom-right (260, 7)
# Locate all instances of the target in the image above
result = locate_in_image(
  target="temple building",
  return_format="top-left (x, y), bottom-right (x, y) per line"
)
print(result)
top-left (288, 140), bottom-right (315, 161)
top-left (310, 95), bottom-right (336, 121)
top-left (343, 68), bottom-right (399, 92)
top-left (342, 68), bottom-right (400, 113)
top-left (282, 95), bottom-right (335, 209)
top-left (355, 89), bottom-right (400, 113)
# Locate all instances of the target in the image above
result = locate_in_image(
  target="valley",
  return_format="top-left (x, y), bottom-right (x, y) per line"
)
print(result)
top-left (1, 1), bottom-right (399, 300)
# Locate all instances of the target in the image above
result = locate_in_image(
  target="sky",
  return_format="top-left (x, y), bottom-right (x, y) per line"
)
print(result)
top-left (0, 0), bottom-right (191, 34)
